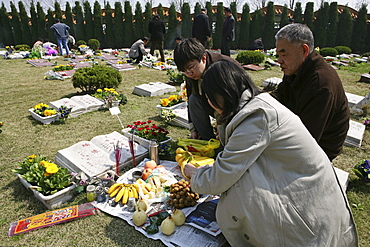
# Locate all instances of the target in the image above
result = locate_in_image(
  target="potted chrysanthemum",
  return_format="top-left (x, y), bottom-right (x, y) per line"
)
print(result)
top-left (12, 154), bottom-right (76, 209)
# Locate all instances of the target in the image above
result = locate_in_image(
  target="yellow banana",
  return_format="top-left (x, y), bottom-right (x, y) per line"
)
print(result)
top-left (179, 158), bottom-right (191, 180)
top-left (131, 185), bottom-right (139, 199)
top-left (122, 187), bottom-right (129, 204)
top-left (193, 157), bottom-right (214, 167)
top-left (128, 188), bottom-right (134, 199)
top-left (109, 184), bottom-right (123, 197)
top-left (115, 186), bottom-right (126, 202)
top-left (175, 153), bottom-right (183, 162)
top-left (176, 147), bottom-right (186, 154)
top-left (107, 183), bottom-right (123, 194)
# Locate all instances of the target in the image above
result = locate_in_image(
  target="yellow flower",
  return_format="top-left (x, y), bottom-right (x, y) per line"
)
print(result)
top-left (46, 163), bottom-right (59, 174)
top-left (44, 109), bottom-right (56, 116)
top-left (97, 89), bottom-right (102, 92)
top-left (160, 98), bottom-right (169, 107)
top-left (28, 154), bottom-right (36, 159)
top-left (168, 95), bottom-right (178, 101)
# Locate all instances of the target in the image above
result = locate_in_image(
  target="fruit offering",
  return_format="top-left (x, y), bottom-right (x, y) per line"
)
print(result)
top-left (107, 183), bottom-right (139, 204)
top-left (175, 148), bottom-right (214, 180)
top-left (168, 179), bottom-right (200, 208)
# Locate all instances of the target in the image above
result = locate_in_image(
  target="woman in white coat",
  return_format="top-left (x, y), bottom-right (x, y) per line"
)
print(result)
top-left (184, 60), bottom-right (358, 246)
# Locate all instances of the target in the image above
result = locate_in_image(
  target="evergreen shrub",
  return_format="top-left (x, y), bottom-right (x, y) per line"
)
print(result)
top-left (334, 46), bottom-right (352, 54)
top-left (88, 39), bottom-right (100, 50)
top-left (72, 65), bottom-right (122, 92)
top-left (236, 51), bottom-right (265, 65)
top-left (362, 52), bottom-right (370, 57)
top-left (76, 40), bottom-right (87, 46)
top-left (319, 47), bottom-right (338, 57)
top-left (15, 44), bottom-right (30, 51)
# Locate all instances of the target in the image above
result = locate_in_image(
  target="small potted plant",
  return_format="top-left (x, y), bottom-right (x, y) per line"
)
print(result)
top-left (12, 154), bottom-right (76, 209)
top-left (166, 68), bottom-right (186, 85)
top-left (123, 120), bottom-right (171, 149)
top-left (353, 159), bottom-right (370, 183)
top-left (29, 103), bottom-right (58, 125)
top-left (92, 88), bottom-right (127, 108)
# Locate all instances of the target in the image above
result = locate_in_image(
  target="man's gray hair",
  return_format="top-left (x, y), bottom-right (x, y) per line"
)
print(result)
top-left (275, 23), bottom-right (314, 53)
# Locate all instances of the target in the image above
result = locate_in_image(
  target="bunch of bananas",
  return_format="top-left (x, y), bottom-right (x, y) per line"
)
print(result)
top-left (107, 183), bottom-right (139, 204)
top-left (175, 148), bottom-right (215, 179)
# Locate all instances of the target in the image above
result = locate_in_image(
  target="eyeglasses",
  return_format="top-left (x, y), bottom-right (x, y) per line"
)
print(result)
top-left (183, 61), bottom-right (199, 74)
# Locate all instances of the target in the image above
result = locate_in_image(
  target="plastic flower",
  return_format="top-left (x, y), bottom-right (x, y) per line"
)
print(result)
top-left (127, 120), bottom-right (169, 142)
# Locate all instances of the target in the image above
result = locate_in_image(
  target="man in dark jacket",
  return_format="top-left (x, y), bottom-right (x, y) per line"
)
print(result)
top-left (221, 7), bottom-right (235, 56)
top-left (148, 14), bottom-right (165, 62)
top-left (174, 38), bottom-right (242, 140)
top-left (192, 8), bottom-right (211, 48)
top-left (50, 18), bottom-right (70, 56)
top-left (272, 23), bottom-right (350, 161)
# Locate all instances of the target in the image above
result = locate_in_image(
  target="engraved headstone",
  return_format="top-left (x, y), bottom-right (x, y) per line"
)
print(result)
top-left (344, 120), bottom-right (366, 148)
top-left (133, 82), bottom-right (176, 97)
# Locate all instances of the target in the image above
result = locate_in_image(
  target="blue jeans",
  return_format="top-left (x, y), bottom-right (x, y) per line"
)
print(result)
top-left (188, 94), bottom-right (216, 140)
top-left (57, 37), bottom-right (70, 56)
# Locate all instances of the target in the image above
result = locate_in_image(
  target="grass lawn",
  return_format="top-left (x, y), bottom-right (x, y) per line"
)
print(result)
top-left (0, 53), bottom-right (369, 246)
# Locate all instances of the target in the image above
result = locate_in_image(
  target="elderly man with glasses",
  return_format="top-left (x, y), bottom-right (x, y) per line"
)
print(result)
top-left (174, 38), bottom-right (242, 140)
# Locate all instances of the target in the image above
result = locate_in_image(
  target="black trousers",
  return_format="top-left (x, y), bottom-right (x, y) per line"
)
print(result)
top-left (150, 40), bottom-right (165, 62)
top-left (221, 36), bottom-right (231, 57)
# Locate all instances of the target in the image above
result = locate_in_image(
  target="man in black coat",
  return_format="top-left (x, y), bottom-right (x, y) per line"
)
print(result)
top-left (192, 8), bottom-right (211, 48)
top-left (148, 14), bottom-right (166, 62)
top-left (221, 7), bottom-right (235, 56)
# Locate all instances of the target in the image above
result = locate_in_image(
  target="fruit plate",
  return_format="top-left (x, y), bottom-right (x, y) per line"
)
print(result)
top-left (116, 159), bottom-right (178, 204)
top-left (16, 174), bottom-right (76, 209)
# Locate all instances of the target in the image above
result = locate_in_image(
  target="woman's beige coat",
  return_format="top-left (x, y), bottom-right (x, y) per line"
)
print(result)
top-left (191, 91), bottom-right (358, 246)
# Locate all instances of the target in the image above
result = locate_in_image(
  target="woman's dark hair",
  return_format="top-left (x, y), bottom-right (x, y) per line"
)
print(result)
top-left (203, 60), bottom-right (262, 123)
top-left (174, 38), bottom-right (205, 72)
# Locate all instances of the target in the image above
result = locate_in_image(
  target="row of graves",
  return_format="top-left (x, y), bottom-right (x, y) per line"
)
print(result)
top-left (9, 49), bottom-right (368, 246)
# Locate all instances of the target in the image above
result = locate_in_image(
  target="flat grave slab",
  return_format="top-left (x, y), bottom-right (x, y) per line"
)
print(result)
top-left (242, 64), bottom-right (264, 71)
top-left (110, 64), bottom-right (136, 71)
top-left (27, 59), bottom-right (54, 67)
top-left (359, 73), bottom-right (370, 83)
top-left (344, 120), bottom-right (366, 148)
top-left (133, 82), bottom-right (176, 97)
top-left (73, 62), bottom-right (92, 69)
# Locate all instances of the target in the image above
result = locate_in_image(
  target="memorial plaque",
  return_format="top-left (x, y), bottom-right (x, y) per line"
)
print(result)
top-left (242, 64), bottom-right (264, 71)
top-left (359, 73), bottom-right (370, 83)
top-left (344, 120), bottom-right (366, 148)
top-left (345, 92), bottom-right (365, 108)
top-left (133, 82), bottom-right (176, 97)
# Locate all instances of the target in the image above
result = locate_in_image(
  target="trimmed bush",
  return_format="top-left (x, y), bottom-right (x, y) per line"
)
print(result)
top-left (236, 50), bottom-right (265, 65)
top-left (15, 44), bottom-right (30, 51)
top-left (88, 39), bottom-right (100, 50)
top-left (76, 40), bottom-right (86, 46)
top-left (334, 46), bottom-right (352, 54)
top-left (319, 47), bottom-right (338, 57)
top-left (72, 65), bottom-right (122, 92)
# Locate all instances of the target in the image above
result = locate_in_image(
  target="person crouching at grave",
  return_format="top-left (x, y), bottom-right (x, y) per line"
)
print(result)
top-left (174, 38), bottom-right (243, 140)
top-left (271, 23), bottom-right (350, 161)
top-left (129, 37), bottom-right (149, 64)
top-left (183, 60), bottom-right (358, 246)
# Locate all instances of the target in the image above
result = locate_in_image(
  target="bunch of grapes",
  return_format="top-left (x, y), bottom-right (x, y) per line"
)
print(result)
top-left (168, 179), bottom-right (200, 208)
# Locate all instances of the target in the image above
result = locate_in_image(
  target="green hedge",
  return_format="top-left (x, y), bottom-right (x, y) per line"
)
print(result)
top-left (88, 39), bottom-right (100, 50)
top-left (319, 47), bottom-right (338, 57)
top-left (72, 65), bottom-right (122, 92)
top-left (15, 44), bottom-right (30, 51)
top-left (334, 46), bottom-right (352, 54)
top-left (236, 51), bottom-right (265, 65)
